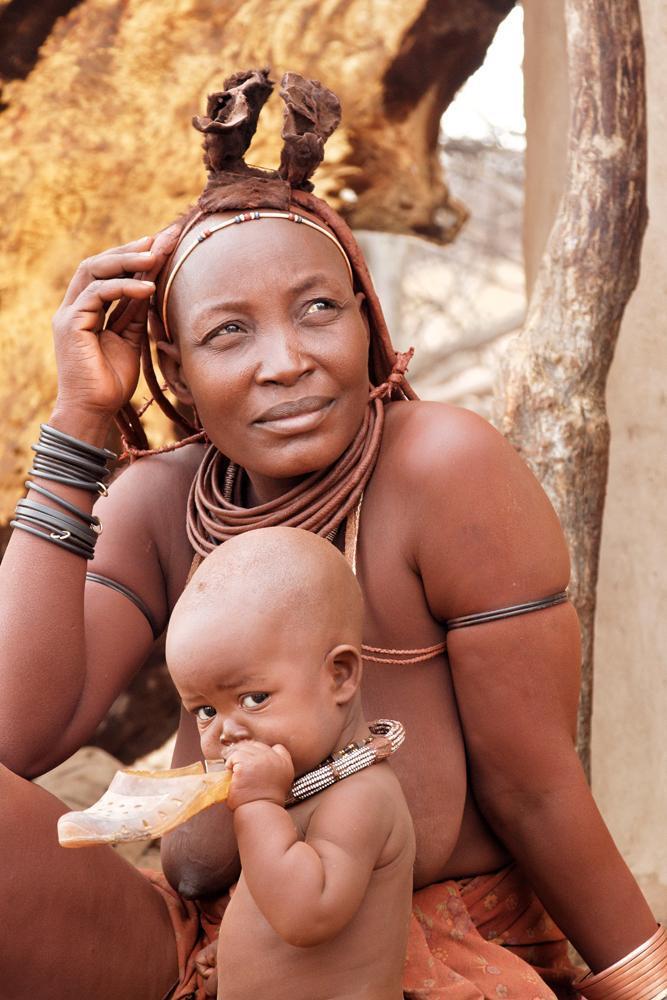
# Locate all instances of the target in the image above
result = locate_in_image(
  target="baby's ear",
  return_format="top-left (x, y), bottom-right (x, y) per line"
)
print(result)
top-left (325, 645), bottom-right (363, 705)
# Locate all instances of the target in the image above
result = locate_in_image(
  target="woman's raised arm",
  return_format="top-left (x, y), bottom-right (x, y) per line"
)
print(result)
top-left (0, 231), bottom-right (178, 776)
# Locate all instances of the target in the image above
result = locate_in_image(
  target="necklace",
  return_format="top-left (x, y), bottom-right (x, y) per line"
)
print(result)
top-left (222, 462), bottom-right (338, 542)
top-left (186, 399), bottom-right (384, 556)
top-left (185, 345), bottom-right (414, 558)
top-left (286, 718), bottom-right (405, 805)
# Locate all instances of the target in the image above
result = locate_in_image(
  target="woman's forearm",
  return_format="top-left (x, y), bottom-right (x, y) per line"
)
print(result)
top-left (477, 765), bottom-right (657, 971)
top-left (0, 408), bottom-right (110, 773)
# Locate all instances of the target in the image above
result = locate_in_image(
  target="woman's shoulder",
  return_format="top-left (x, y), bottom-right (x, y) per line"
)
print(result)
top-left (95, 442), bottom-right (205, 548)
top-left (110, 442), bottom-right (205, 504)
top-left (377, 400), bottom-right (569, 603)
top-left (381, 399), bottom-right (513, 478)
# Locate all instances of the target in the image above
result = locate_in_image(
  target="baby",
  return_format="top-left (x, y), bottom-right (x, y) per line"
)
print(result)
top-left (166, 526), bottom-right (415, 1000)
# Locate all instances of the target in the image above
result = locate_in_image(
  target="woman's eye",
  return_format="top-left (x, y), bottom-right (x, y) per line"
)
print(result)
top-left (195, 705), bottom-right (216, 721)
top-left (205, 321), bottom-right (243, 340)
top-left (240, 692), bottom-right (269, 710)
top-left (305, 298), bottom-right (336, 315)
top-left (214, 321), bottom-right (242, 336)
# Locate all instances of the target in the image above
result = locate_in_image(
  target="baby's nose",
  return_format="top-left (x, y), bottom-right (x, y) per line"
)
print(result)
top-left (219, 716), bottom-right (250, 745)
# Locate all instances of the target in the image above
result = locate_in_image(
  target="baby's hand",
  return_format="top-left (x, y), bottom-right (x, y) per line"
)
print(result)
top-left (194, 939), bottom-right (218, 997)
top-left (225, 741), bottom-right (295, 810)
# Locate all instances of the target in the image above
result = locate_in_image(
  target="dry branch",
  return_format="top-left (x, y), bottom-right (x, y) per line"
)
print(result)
top-left (495, 0), bottom-right (647, 776)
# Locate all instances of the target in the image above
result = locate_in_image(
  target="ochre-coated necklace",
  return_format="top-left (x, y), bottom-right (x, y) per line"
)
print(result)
top-left (187, 389), bottom-right (387, 556)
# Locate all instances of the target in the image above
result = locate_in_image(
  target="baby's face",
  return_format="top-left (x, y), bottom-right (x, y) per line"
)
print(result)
top-left (168, 613), bottom-right (348, 777)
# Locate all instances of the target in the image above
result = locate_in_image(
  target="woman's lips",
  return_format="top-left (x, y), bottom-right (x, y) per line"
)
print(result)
top-left (253, 396), bottom-right (334, 434)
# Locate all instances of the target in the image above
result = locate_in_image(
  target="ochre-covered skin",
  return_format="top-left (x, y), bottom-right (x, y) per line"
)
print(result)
top-left (0, 208), bottom-right (657, 997)
top-left (165, 528), bottom-right (415, 999)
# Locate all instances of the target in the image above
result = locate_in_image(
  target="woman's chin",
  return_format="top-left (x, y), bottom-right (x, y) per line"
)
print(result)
top-left (224, 425), bottom-right (364, 484)
top-left (247, 448), bottom-right (339, 483)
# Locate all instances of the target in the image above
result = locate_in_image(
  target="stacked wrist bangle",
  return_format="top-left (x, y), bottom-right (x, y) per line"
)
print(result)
top-left (576, 925), bottom-right (667, 1000)
top-left (11, 424), bottom-right (116, 560)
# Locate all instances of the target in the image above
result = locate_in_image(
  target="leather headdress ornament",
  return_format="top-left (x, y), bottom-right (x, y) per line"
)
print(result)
top-left (115, 68), bottom-right (416, 456)
top-left (194, 67), bottom-right (341, 202)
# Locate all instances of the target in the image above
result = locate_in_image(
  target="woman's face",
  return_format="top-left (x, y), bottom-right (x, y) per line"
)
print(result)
top-left (162, 214), bottom-right (370, 493)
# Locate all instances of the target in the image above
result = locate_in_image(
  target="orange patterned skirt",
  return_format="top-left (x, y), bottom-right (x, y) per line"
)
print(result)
top-left (144, 863), bottom-right (582, 1000)
top-left (405, 864), bottom-right (581, 1000)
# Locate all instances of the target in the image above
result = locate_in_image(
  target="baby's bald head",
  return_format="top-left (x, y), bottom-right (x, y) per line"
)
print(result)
top-left (168, 527), bottom-right (363, 677)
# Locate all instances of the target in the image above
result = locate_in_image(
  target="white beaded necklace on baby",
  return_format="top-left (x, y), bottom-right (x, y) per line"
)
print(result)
top-left (285, 718), bottom-right (405, 806)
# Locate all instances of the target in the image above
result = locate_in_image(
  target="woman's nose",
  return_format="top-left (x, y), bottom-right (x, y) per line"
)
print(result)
top-left (256, 327), bottom-right (313, 386)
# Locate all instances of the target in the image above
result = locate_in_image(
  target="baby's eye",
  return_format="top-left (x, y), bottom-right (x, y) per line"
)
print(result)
top-left (240, 692), bottom-right (269, 710)
top-left (305, 298), bottom-right (336, 314)
top-left (195, 705), bottom-right (216, 721)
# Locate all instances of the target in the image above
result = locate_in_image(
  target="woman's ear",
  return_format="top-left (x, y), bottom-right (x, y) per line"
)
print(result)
top-left (324, 645), bottom-right (363, 705)
top-left (156, 340), bottom-right (195, 406)
top-left (355, 292), bottom-right (370, 345)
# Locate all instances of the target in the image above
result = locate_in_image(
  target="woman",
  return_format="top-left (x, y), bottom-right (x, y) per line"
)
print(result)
top-left (0, 70), bottom-right (661, 1000)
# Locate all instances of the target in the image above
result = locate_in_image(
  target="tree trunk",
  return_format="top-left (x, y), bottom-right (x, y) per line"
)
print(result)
top-left (495, 0), bottom-right (648, 777)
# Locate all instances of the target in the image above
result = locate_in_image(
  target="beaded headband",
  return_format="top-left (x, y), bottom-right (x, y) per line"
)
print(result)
top-left (160, 209), bottom-right (354, 342)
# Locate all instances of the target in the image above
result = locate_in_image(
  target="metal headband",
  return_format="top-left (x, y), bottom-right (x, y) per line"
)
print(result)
top-left (160, 210), bottom-right (354, 342)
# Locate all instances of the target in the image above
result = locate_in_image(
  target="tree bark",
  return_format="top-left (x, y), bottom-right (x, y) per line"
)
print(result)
top-left (495, 0), bottom-right (648, 777)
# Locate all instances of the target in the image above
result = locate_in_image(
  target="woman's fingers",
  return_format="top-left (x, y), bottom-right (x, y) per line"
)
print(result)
top-left (150, 224), bottom-right (181, 265)
top-left (62, 240), bottom-right (155, 305)
top-left (106, 297), bottom-right (150, 348)
top-left (62, 225), bottom-right (181, 311)
top-left (69, 278), bottom-right (155, 334)
top-left (102, 234), bottom-right (154, 256)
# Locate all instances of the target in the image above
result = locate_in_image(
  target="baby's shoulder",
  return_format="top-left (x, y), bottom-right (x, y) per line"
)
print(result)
top-left (304, 764), bottom-right (415, 868)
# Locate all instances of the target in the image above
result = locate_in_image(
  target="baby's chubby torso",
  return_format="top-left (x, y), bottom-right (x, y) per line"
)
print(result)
top-left (217, 762), bottom-right (415, 1000)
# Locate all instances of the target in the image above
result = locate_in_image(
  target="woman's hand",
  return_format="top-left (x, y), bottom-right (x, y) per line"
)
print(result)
top-left (51, 227), bottom-right (180, 427)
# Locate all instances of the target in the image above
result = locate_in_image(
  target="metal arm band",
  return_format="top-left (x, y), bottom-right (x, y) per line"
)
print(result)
top-left (32, 442), bottom-right (110, 479)
top-left (86, 573), bottom-right (161, 640)
top-left (576, 925), bottom-right (666, 1000)
top-left (28, 468), bottom-right (108, 495)
top-left (446, 591), bottom-right (568, 631)
top-left (25, 480), bottom-right (101, 527)
top-left (10, 519), bottom-right (94, 559)
top-left (16, 499), bottom-right (101, 544)
top-left (39, 423), bottom-right (116, 463)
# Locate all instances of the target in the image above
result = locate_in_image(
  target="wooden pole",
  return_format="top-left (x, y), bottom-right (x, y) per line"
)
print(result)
top-left (495, 0), bottom-right (648, 777)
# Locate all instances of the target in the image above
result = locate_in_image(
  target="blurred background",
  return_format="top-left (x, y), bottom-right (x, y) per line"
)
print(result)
top-left (0, 0), bottom-right (665, 915)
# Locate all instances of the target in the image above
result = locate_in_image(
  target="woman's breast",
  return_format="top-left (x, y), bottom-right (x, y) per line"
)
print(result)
top-left (360, 655), bottom-right (468, 888)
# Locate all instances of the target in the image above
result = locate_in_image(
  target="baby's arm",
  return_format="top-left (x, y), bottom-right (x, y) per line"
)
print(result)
top-left (226, 741), bottom-right (394, 947)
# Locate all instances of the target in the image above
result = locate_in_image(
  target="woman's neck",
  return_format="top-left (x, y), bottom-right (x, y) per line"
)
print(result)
top-left (243, 467), bottom-right (310, 506)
